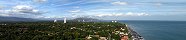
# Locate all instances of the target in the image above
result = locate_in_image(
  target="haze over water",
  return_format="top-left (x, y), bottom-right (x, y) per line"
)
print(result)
top-left (121, 20), bottom-right (186, 40)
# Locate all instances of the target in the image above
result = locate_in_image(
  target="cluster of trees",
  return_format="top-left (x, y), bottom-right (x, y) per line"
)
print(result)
top-left (0, 22), bottom-right (130, 40)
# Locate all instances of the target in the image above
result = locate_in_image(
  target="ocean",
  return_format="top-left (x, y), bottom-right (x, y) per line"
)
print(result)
top-left (120, 20), bottom-right (186, 40)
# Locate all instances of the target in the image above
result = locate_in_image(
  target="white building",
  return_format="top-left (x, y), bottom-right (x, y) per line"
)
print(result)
top-left (114, 21), bottom-right (117, 22)
top-left (54, 20), bottom-right (57, 23)
top-left (112, 21), bottom-right (117, 22)
top-left (64, 17), bottom-right (66, 23)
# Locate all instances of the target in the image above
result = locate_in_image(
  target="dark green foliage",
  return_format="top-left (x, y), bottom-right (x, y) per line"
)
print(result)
top-left (0, 22), bottom-right (129, 40)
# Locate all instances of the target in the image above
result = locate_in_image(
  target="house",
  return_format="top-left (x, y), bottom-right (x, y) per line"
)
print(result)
top-left (99, 37), bottom-right (107, 40)
top-left (121, 36), bottom-right (128, 40)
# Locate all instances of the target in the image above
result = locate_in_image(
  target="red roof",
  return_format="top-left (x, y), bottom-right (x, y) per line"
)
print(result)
top-left (121, 36), bottom-right (128, 40)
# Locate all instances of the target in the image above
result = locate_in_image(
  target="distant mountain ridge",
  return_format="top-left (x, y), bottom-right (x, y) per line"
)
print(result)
top-left (0, 16), bottom-right (103, 22)
top-left (72, 17), bottom-right (100, 22)
top-left (0, 16), bottom-right (37, 22)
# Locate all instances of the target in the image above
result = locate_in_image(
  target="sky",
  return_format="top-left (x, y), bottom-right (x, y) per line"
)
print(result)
top-left (0, 0), bottom-right (186, 21)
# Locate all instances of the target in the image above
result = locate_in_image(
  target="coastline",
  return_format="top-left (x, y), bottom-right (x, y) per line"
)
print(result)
top-left (126, 25), bottom-right (144, 40)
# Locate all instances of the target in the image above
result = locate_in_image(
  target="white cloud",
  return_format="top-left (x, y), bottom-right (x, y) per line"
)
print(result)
top-left (33, 0), bottom-right (47, 3)
top-left (63, 1), bottom-right (84, 6)
top-left (73, 6), bottom-right (80, 8)
top-left (0, 6), bottom-right (3, 9)
top-left (95, 14), bottom-right (113, 17)
top-left (111, 1), bottom-right (128, 5)
top-left (79, 0), bottom-right (113, 5)
top-left (94, 12), bottom-right (150, 17)
top-left (0, 10), bottom-right (9, 13)
top-left (68, 10), bottom-right (81, 13)
top-left (0, 10), bottom-right (11, 16)
top-left (155, 3), bottom-right (162, 6)
top-left (125, 12), bottom-right (149, 16)
top-left (13, 5), bottom-right (33, 10)
top-left (0, 13), bottom-right (9, 16)
top-left (0, 5), bottom-right (45, 18)
top-left (39, 15), bottom-right (67, 18)
top-left (11, 5), bottom-right (43, 15)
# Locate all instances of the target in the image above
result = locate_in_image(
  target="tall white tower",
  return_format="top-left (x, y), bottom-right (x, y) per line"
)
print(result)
top-left (54, 19), bottom-right (57, 23)
top-left (64, 17), bottom-right (66, 23)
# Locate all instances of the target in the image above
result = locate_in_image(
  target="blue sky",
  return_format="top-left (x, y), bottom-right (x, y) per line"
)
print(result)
top-left (0, 0), bottom-right (186, 21)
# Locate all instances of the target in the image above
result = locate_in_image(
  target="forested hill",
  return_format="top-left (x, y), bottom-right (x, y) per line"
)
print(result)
top-left (0, 16), bottom-right (37, 22)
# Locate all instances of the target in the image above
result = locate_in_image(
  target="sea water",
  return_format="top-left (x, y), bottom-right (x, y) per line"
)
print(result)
top-left (120, 20), bottom-right (186, 40)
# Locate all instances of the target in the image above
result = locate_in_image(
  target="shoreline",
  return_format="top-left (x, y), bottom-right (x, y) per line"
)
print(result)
top-left (126, 25), bottom-right (144, 40)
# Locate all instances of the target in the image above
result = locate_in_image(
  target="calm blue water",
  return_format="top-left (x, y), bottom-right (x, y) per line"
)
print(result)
top-left (120, 20), bottom-right (186, 40)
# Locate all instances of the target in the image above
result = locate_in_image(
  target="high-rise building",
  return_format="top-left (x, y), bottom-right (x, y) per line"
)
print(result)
top-left (54, 20), bottom-right (57, 23)
top-left (64, 17), bottom-right (66, 23)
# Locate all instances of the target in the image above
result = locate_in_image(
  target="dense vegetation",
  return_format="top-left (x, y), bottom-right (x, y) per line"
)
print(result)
top-left (0, 22), bottom-right (130, 40)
